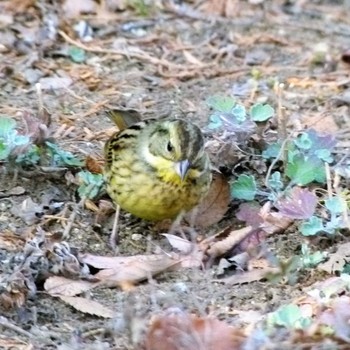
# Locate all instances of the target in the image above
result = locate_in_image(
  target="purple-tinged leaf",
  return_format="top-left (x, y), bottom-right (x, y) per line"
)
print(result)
top-left (236, 202), bottom-right (263, 227)
top-left (275, 187), bottom-right (317, 219)
top-left (307, 129), bottom-right (337, 151)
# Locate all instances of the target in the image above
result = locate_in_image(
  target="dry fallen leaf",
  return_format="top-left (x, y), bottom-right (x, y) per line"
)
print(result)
top-left (39, 76), bottom-right (72, 90)
top-left (44, 276), bottom-right (97, 297)
top-left (0, 230), bottom-right (25, 251)
top-left (62, 0), bottom-right (97, 18)
top-left (318, 242), bottom-right (350, 274)
top-left (186, 172), bottom-right (230, 228)
top-left (81, 253), bottom-right (180, 287)
top-left (145, 309), bottom-right (245, 350)
top-left (204, 226), bottom-right (253, 259)
top-left (162, 234), bottom-right (194, 254)
top-left (85, 155), bottom-right (104, 174)
top-left (58, 296), bottom-right (114, 318)
top-left (217, 267), bottom-right (280, 285)
top-left (198, 0), bottom-right (239, 18)
top-left (0, 337), bottom-right (30, 350)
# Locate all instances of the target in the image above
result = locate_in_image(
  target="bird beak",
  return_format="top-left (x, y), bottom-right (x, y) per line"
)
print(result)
top-left (175, 159), bottom-right (190, 181)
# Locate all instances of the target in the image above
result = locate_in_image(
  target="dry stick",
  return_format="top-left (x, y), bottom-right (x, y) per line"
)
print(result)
top-left (325, 162), bottom-right (333, 198)
top-left (0, 316), bottom-right (33, 338)
top-left (264, 82), bottom-right (290, 187)
top-left (35, 83), bottom-right (44, 117)
top-left (276, 82), bottom-right (288, 162)
top-left (58, 30), bottom-right (203, 71)
top-left (62, 198), bottom-right (85, 239)
top-left (110, 204), bottom-right (121, 253)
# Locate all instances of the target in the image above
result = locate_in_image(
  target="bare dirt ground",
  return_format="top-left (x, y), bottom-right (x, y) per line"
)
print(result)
top-left (1, 0), bottom-right (350, 349)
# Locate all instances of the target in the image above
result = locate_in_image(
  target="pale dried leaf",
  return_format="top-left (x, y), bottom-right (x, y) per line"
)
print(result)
top-left (62, 0), bottom-right (97, 18)
top-left (10, 197), bottom-right (43, 225)
top-left (39, 77), bottom-right (72, 90)
top-left (81, 254), bottom-right (180, 286)
top-left (58, 296), bottom-right (114, 318)
top-left (198, 0), bottom-right (239, 18)
top-left (162, 234), bottom-right (193, 254)
top-left (44, 276), bottom-right (97, 297)
top-left (260, 202), bottom-right (294, 234)
top-left (0, 231), bottom-right (25, 251)
top-left (0, 338), bottom-right (29, 350)
top-left (106, 0), bottom-right (128, 12)
top-left (318, 242), bottom-right (350, 274)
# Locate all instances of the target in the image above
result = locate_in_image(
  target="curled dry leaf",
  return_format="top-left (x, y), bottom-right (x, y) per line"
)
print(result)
top-left (185, 172), bottom-right (230, 228)
top-left (85, 155), bottom-right (104, 174)
top-left (145, 308), bottom-right (246, 350)
top-left (260, 202), bottom-right (294, 235)
top-left (205, 226), bottom-right (253, 259)
top-left (58, 296), bottom-right (114, 318)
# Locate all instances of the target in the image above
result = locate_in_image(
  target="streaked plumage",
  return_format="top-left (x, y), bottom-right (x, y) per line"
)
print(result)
top-left (104, 113), bottom-right (211, 221)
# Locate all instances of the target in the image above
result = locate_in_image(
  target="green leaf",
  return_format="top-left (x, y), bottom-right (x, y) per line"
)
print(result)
top-left (268, 171), bottom-right (283, 191)
top-left (250, 103), bottom-right (274, 122)
top-left (342, 263), bottom-right (350, 274)
top-left (231, 174), bottom-right (257, 200)
top-left (0, 141), bottom-right (10, 160)
top-left (269, 304), bottom-right (312, 330)
top-left (207, 95), bottom-right (236, 113)
top-left (315, 149), bottom-right (333, 163)
top-left (300, 216), bottom-right (324, 236)
top-left (0, 116), bottom-right (30, 160)
top-left (294, 133), bottom-right (312, 150)
top-left (207, 114), bottom-right (223, 130)
top-left (68, 47), bottom-right (86, 63)
top-left (325, 196), bottom-right (345, 215)
top-left (15, 145), bottom-right (41, 165)
top-left (231, 104), bottom-right (246, 122)
top-left (262, 142), bottom-right (281, 159)
top-left (45, 141), bottom-right (84, 167)
top-left (300, 243), bottom-right (327, 268)
top-left (0, 116), bottom-right (16, 137)
top-left (285, 154), bottom-right (326, 185)
top-left (78, 171), bottom-right (105, 199)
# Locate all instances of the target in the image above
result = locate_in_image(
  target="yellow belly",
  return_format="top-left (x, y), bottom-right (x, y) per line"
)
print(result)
top-left (106, 157), bottom-right (208, 221)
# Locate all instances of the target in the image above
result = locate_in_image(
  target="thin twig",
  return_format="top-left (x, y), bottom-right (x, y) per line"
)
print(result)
top-left (110, 204), bottom-right (121, 253)
top-left (325, 162), bottom-right (333, 198)
top-left (264, 137), bottom-right (290, 188)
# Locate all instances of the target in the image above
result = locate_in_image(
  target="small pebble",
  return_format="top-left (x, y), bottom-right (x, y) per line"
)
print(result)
top-left (131, 233), bottom-right (143, 241)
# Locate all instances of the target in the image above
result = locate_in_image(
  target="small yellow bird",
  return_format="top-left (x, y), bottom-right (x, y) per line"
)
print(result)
top-left (104, 110), bottom-right (212, 222)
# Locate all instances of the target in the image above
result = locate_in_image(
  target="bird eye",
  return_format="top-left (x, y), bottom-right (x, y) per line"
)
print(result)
top-left (167, 141), bottom-right (174, 152)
